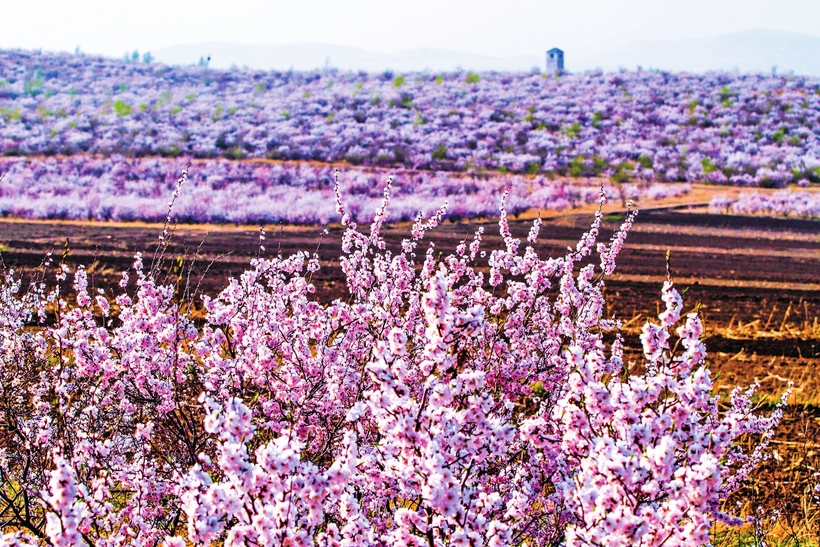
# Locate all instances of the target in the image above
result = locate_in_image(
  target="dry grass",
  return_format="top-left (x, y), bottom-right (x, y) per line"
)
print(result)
top-left (723, 300), bottom-right (820, 343)
top-left (614, 285), bottom-right (820, 544)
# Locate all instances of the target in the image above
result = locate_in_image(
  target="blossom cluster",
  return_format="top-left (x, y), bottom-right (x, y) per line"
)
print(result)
top-left (0, 175), bottom-right (785, 546)
top-left (709, 189), bottom-right (820, 218)
top-left (1, 49), bottom-right (820, 184)
top-left (0, 156), bottom-right (689, 224)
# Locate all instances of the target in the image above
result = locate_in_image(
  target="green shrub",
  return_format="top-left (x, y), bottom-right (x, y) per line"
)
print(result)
top-left (432, 144), bottom-right (448, 160)
top-left (25, 78), bottom-right (43, 96)
top-left (719, 86), bottom-right (734, 107)
top-left (524, 105), bottom-right (535, 123)
top-left (701, 157), bottom-right (717, 173)
top-left (225, 145), bottom-right (247, 160)
top-left (465, 72), bottom-right (480, 84)
top-left (612, 161), bottom-right (635, 183)
top-left (565, 122), bottom-right (581, 139)
top-left (159, 144), bottom-right (183, 157)
top-left (113, 99), bottom-right (132, 116)
top-left (389, 94), bottom-right (413, 109)
top-left (393, 75), bottom-right (405, 88)
top-left (570, 155), bottom-right (585, 177)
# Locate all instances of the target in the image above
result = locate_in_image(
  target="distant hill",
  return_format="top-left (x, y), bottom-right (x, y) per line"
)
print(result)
top-left (574, 29), bottom-right (820, 75)
top-left (152, 29), bottom-right (820, 75)
top-left (152, 42), bottom-right (542, 73)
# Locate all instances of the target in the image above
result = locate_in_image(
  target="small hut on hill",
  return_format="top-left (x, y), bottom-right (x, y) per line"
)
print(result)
top-left (547, 48), bottom-right (564, 73)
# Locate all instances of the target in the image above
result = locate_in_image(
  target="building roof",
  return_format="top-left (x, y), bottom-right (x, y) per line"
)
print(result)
top-left (547, 48), bottom-right (564, 54)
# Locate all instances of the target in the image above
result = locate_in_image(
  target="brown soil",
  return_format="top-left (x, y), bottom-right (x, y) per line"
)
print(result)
top-left (3, 207), bottom-right (818, 389)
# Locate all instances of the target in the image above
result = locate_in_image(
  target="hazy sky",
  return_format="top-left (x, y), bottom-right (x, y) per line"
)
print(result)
top-left (2, 0), bottom-right (820, 58)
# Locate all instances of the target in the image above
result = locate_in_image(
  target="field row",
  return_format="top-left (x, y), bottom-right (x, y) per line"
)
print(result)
top-left (0, 156), bottom-right (692, 224)
top-left (4, 207), bottom-right (818, 328)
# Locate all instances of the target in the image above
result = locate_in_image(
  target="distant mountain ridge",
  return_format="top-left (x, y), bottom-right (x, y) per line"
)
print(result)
top-left (152, 29), bottom-right (820, 75)
top-left (152, 42), bottom-right (542, 73)
top-left (575, 29), bottom-right (820, 75)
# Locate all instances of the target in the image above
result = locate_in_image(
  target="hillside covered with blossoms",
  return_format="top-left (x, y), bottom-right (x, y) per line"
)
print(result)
top-left (2, 49), bottom-right (820, 186)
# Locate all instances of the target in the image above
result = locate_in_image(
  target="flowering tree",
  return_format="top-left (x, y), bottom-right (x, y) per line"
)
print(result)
top-left (0, 174), bottom-right (785, 546)
top-left (710, 189), bottom-right (820, 218)
top-left (0, 156), bottom-right (690, 225)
